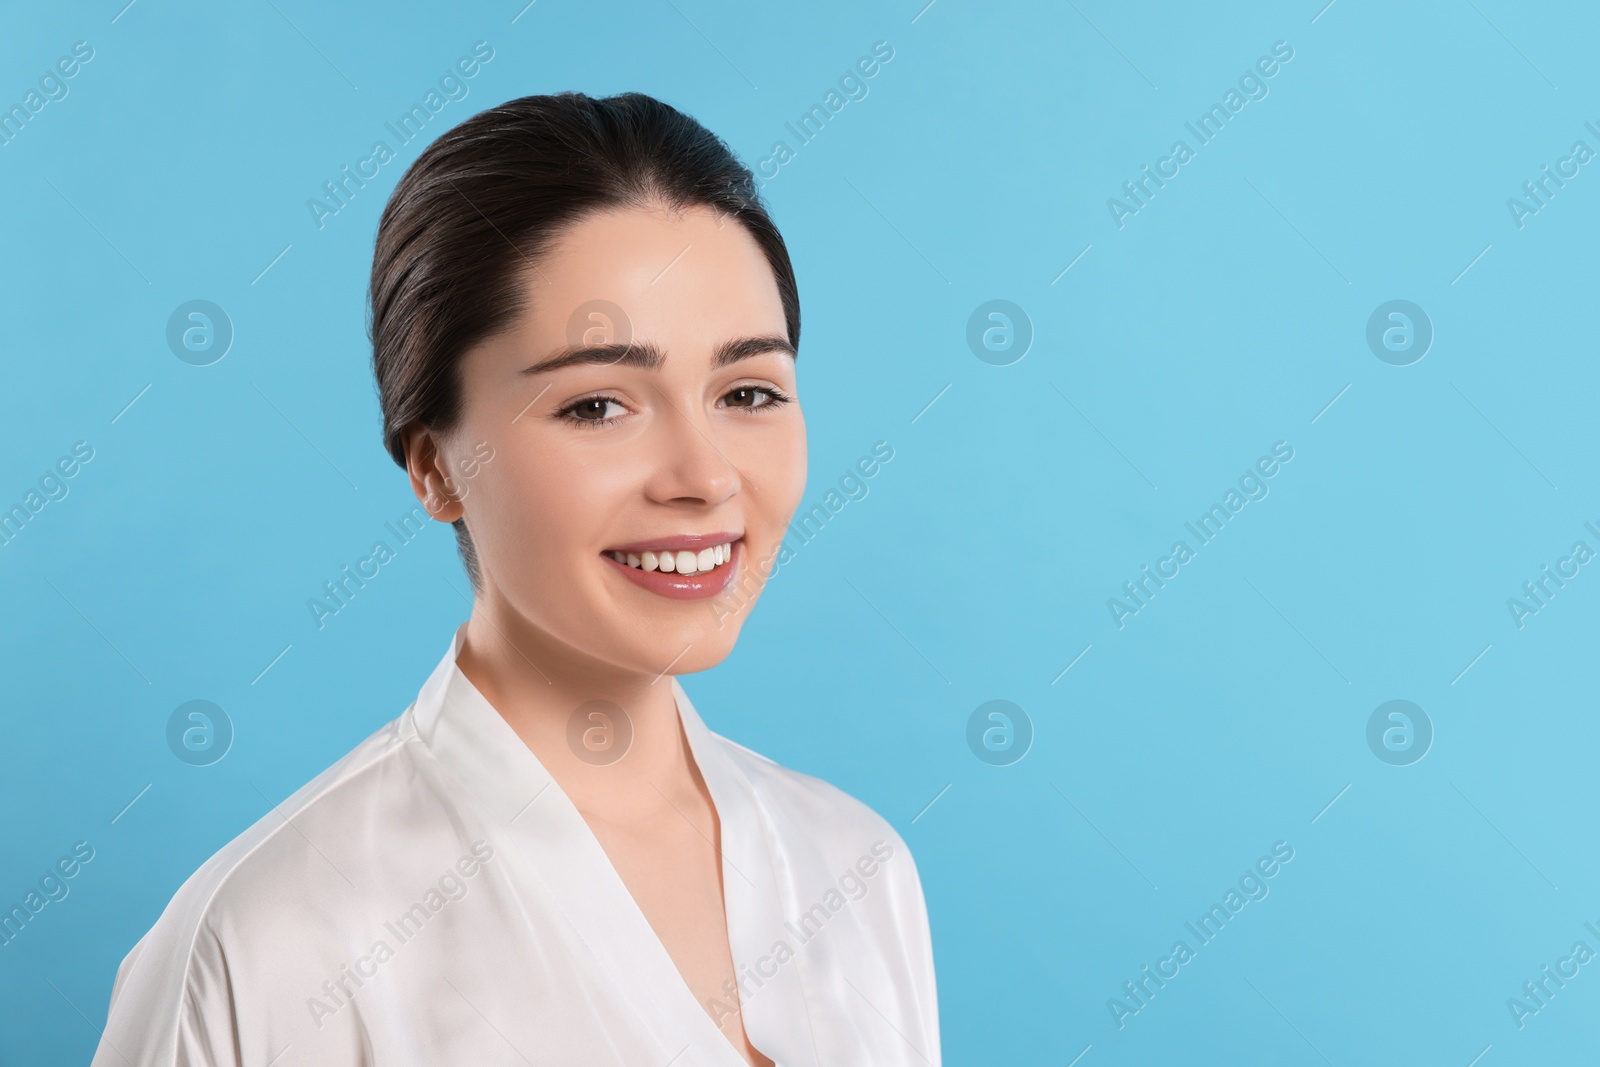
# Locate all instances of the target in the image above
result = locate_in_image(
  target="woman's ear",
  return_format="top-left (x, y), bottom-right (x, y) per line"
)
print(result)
top-left (402, 425), bottom-right (466, 523)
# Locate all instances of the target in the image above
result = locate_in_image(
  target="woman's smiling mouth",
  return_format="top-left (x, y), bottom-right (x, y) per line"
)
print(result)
top-left (601, 533), bottom-right (742, 600)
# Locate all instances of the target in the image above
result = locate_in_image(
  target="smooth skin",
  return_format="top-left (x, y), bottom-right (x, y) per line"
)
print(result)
top-left (401, 202), bottom-right (806, 1066)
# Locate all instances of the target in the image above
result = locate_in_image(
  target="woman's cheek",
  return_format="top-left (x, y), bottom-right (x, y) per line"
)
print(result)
top-left (475, 456), bottom-right (552, 542)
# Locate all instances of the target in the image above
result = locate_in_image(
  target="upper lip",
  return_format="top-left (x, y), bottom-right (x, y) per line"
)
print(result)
top-left (603, 531), bottom-right (742, 555)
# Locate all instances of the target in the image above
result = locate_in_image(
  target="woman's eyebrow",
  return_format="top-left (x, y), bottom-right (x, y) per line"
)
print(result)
top-left (520, 334), bottom-right (795, 376)
top-left (712, 335), bottom-right (796, 368)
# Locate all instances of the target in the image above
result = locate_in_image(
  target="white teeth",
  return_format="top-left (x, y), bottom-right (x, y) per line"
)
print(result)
top-left (609, 541), bottom-right (735, 575)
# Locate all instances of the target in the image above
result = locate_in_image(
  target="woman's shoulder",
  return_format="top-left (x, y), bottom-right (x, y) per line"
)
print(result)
top-left (94, 701), bottom-right (509, 1065)
top-left (182, 713), bottom-right (418, 907)
top-left (109, 710), bottom-right (431, 979)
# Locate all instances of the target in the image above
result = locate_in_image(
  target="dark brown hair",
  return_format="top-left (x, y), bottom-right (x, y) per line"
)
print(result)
top-left (368, 91), bottom-right (800, 589)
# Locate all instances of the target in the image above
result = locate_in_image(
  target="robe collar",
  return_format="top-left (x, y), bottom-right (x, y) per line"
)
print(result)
top-left (407, 623), bottom-right (817, 1067)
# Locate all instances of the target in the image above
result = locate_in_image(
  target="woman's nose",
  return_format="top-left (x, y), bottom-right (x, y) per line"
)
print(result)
top-left (641, 396), bottom-right (740, 507)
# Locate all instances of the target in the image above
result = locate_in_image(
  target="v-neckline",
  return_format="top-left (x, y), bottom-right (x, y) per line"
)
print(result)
top-left (412, 628), bottom-right (808, 1066)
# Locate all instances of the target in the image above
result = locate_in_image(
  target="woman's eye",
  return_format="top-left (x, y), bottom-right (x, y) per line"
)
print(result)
top-left (565, 397), bottom-right (626, 422)
top-left (724, 386), bottom-right (783, 409)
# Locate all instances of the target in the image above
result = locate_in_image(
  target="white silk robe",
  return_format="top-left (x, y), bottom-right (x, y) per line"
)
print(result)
top-left (92, 625), bottom-right (941, 1066)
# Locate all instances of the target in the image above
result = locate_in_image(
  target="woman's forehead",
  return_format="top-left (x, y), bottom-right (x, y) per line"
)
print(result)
top-left (504, 204), bottom-right (787, 353)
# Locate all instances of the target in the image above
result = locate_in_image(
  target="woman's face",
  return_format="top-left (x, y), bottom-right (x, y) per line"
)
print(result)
top-left (413, 203), bottom-right (806, 678)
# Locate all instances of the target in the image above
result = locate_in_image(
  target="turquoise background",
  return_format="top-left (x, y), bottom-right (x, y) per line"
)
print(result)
top-left (3, 0), bottom-right (1598, 1063)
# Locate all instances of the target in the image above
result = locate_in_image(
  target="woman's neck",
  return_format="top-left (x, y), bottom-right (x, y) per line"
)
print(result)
top-left (456, 607), bottom-right (708, 825)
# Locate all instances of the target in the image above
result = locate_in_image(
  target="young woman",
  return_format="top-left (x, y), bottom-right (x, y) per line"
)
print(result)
top-left (94, 92), bottom-right (940, 1066)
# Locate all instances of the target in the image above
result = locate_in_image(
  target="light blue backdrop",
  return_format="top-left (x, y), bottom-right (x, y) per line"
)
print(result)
top-left (3, 1), bottom-right (1596, 1063)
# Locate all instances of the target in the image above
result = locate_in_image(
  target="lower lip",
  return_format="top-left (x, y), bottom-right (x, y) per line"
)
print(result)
top-left (602, 541), bottom-right (741, 601)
